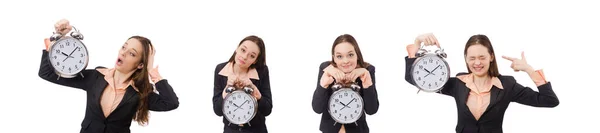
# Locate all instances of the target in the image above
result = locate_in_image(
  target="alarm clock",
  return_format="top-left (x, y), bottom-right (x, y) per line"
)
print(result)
top-left (48, 26), bottom-right (89, 79)
top-left (222, 85), bottom-right (258, 126)
top-left (410, 45), bottom-right (450, 93)
top-left (328, 82), bottom-right (364, 125)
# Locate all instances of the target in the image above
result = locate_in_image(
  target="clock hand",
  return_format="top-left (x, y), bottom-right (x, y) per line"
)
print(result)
top-left (239, 100), bottom-right (248, 107)
top-left (339, 102), bottom-right (350, 110)
top-left (431, 65), bottom-right (441, 73)
top-left (339, 102), bottom-right (348, 107)
top-left (424, 73), bottom-right (431, 78)
top-left (67, 47), bottom-right (78, 57)
top-left (423, 68), bottom-right (432, 74)
top-left (61, 52), bottom-right (69, 57)
top-left (62, 47), bottom-right (79, 62)
top-left (345, 98), bottom-right (356, 107)
top-left (233, 103), bottom-right (245, 112)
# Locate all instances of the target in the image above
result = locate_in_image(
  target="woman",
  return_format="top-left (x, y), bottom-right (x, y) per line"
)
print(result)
top-left (312, 34), bottom-right (379, 133)
top-left (38, 19), bottom-right (179, 133)
top-left (212, 35), bottom-right (273, 133)
top-left (404, 33), bottom-right (559, 133)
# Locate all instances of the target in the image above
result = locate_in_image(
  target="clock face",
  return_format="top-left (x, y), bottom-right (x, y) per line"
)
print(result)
top-left (48, 37), bottom-right (89, 77)
top-left (223, 91), bottom-right (257, 125)
top-left (411, 54), bottom-right (450, 92)
top-left (328, 89), bottom-right (363, 124)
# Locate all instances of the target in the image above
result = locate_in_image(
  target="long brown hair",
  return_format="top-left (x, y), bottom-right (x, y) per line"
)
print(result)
top-left (228, 35), bottom-right (267, 69)
top-left (127, 36), bottom-right (153, 126)
top-left (464, 34), bottom-right (500, 77)
top-left (330, 34), bottom-right (370, 68)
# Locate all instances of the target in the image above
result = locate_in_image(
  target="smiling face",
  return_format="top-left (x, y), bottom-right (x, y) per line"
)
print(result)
top-left (333, 42), bottom-right (358, 73)
top-left (463, 34), bottom-right (500, 78)
top-left (234, 40), bottom-right (261, 69)
top-left (115, 38), bottom-right (144, 73)
top-left (465, 44), bottom-right (493, 77)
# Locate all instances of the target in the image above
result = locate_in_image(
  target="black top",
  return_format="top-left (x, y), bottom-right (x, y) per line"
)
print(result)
top-left (212, 62), bottom-right (273, 133)
top-left (37, 50), bottom-right (180, 133)
top-left (404, 56), bottom-right (559, 133)
top-left (312, 61), bottom-right (380, 133)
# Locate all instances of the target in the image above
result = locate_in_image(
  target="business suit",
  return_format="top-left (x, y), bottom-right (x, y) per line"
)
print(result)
top-left (404, 56), bottom-right (559, 133)
top-left (38, 50), bottom-right (180, 133)
top-left (212, 62), bottom-right (273, 133)
top-left (312, 61), bottom-right (380, 133)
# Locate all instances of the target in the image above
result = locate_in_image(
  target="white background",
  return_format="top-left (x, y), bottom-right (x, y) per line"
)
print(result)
top-left (1, 0), bottom-right (598, 133)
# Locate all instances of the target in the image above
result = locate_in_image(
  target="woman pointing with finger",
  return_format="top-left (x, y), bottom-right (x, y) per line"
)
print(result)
top-left (404, 33), bottom-right (559, 133)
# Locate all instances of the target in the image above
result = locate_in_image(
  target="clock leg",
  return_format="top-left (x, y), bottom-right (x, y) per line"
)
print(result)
top-left (354, 122), bottom-right (358, 126)
top-left (333, 121), bottom-right (338, 126)
top-left (80, 72), bottom-right (85, 78)
top-left (417, 90), bottom-right (421, 94)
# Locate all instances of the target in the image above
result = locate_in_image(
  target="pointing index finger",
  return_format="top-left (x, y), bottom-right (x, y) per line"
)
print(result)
top-left (502, 56), bottom-right (516, 61)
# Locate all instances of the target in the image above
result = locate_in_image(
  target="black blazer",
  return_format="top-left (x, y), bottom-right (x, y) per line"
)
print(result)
top-left (312, 61), bottom-right (380, 133)
top-left (212, 62), bottom-right (273, 133)
top-left (37, 50), bottom-right (180, 133)
top-left (404, 56), bottom-right (559, 133)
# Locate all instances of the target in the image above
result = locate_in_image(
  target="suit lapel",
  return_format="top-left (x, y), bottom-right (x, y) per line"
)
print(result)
top-left (95, 81), bottom-right (108, 119)
top-left (457, 83), bottom-right (476, 119)
top-left (112, 87), bottom-right (136, 114)
top-left (486, 87), bottom-right (501, 111)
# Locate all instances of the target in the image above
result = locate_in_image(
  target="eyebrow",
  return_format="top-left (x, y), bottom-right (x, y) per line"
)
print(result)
top-left (131, 48), bottom-right (138, 54)
top-left (335, 51), bottom-right (355, 54)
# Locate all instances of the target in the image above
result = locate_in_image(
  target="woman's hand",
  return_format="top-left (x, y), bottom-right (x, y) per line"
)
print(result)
top-left (320, 66), bottom-right (345, 88)
top-left (148, 66), bottom-right (163, 84)
top-left (502, 51), bottom-right (534, 73)
top-left (408, 33), bottom-right (440, 58)
top-left (240, 78), bottom-right (261, 100)
top-left (415, 33), bottom-right (440, 47)
top-left (346, 68), bottom-right (368, 82)
top-left (147, 46), bottom-right (162, 83)
top-left (54, 19), bottom-right (72, 35)
top-left (223, 75), bottom-right (238, 99)
top-left (47, 19), bottom-right (72, 51)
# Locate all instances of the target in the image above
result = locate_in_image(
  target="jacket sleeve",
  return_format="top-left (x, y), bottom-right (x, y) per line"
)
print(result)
top-left (148, 79), bottom-right (180, 111)
top-left (361, 65), bottom-right (379, 115)
top-left (509, 77), bottom-right (559, 107)
top-left (212, 64), bottom-right (225, 116)
top-left (256, 66), bottom-right (273, 116)
top-left (312, 62), bottom-right (332, 114)
top-left (404, 56), bottom-right (456, 96)
top-left (38, 50), bottom-right (98, 91)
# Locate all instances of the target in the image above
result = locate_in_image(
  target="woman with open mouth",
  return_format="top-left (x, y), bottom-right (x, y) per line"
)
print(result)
top-left (312, 34), bottom-right (380, 133)
top-left (38, 19), bottom-right (180, 133)
top-left (212, 35), bottom-right (273, 133)
top-left (404, 33), bottom-right (559, 133)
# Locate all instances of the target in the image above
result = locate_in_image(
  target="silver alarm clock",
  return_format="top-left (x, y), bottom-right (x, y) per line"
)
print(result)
top-left (48, 26), bottom-right (89, 79)
top-left (410, 45), bottom-right (450, 93)
top-left (328, 82), bottom-right (364, 126)
top-left (222, 85), bottom-right (258, 126)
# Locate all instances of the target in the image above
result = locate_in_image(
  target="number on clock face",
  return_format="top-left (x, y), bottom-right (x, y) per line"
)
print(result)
top-left (49, 38), bottom-right (88, 75)
top-left (223, 91), bottom-right (256, 124)
top-left (329, 89), bottom-right (363, 124)
top-left (412, 55), bottom-right (449, 92)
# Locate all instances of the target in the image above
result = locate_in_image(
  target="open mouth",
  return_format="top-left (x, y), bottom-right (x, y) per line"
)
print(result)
top-left (116, 58), bottom-right (123, 66)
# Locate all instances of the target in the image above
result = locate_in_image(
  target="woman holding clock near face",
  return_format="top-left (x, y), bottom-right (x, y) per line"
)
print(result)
top-left (212, 35), bottom-right (273, 133)
top-left (312, 34), bottom-right (379, 133)
top-left (404, 33), bottom-right (559, 133)
top-left (38, 19), bottom-right (179, 133)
